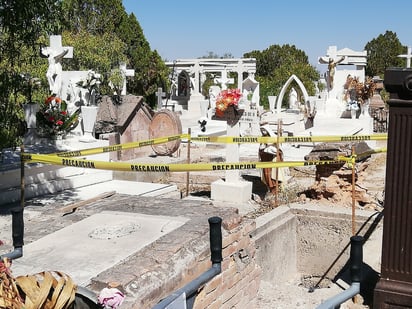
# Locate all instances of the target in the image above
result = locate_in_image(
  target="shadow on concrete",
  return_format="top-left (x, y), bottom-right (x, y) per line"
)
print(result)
top-left (0, 188), bottom-right (85, 215)
top-left (334, 261), bottom-right (380, 306)
top-left (309, 211), bottom-right (383, 306)
top-left (242, 174), bottom-right (268, 199)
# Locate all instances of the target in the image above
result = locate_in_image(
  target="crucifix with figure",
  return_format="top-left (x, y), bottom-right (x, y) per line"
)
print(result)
top-left (41, 35), bottom-right (73, 97)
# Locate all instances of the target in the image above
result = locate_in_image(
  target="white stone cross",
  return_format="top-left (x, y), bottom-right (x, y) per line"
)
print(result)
top-left (215, 68), bottom-right (234, 90)
top-left (155, 87), bottom-right (166, 110)
top-left (398, 46), bottom-right (412, 68)
top-left (48, 35), bottom-right (74, 58)
top-left (119, 62), bottom-right (135, 95)
top-left (41, 35), bottom-right (73, 96)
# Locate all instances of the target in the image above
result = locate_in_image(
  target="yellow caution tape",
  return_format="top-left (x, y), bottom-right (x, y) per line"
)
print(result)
top-left (44, 133), bottom-right (387, 159)
top-left (356, 147), bottom-right (387, 159)
top-left (337, 147), bottom-right (387, 163)
top-left (191, 133), bottom-right (388, 144)
top-left (22, 144), bottom-right (387, 173)
top-left (47, 134), bottom-right (190, 158)
top-left (23, 153), bottom-right (346, 172)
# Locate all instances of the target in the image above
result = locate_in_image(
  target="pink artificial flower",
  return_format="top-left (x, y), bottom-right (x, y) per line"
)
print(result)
top-left (56, 120), bottom-right (63, 126)
top-left (98, 287), bottom-right (125, 309)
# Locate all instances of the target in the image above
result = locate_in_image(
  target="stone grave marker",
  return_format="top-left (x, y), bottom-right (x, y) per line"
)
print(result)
top-left (119, 62), bottom-right (135, 95)
top-left (214, 68), bottom-right (234, 90)
top-left (155, 87), bottom-right (166, 110)
top-left (95, 95), bottom-right (153, 161)
top-left (240, 75), bottom-right (261, 136)
top-left (12, 211), bottom-right (188, 285)
top-left (239, 106), bottom-right (260, 136)
top-left (174, 70), bottom-right (191, 100)
top-left (211, 105), bottom-right (253, 203)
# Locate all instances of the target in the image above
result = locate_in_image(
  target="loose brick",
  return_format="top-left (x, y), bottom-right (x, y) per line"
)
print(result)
top-left (222, 227), bottom-right (242, 248)
top-left (204, 274), bottom-right (222, 294)
top-left (241, 219), bottom-right (256, 237)
top-left (205, 299), bottom-right (222, 309)
top-left (222, 215), bottom-right (242, 231)
top-left (222, 242), bottom-right (239, 258)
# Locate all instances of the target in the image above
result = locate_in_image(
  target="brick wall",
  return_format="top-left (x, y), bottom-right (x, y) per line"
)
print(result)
top-left (87, 200), bottom-right (261, 309)
top-left (193, 216), bottom-right (261, 309)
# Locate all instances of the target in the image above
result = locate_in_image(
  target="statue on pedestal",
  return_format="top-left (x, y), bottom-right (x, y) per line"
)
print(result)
top-left (319, 56), bottom-right (345, 90)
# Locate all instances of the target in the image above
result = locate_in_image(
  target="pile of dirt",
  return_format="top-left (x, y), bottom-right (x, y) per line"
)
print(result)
top-left (177, 149), bottom-right (386, 218)
top-left (303, 152), bottom-right (385, 209)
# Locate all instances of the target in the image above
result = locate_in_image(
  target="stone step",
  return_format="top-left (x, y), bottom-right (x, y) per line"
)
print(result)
top-left (0, 167), bottom-right (113, 206)
top-left (0, 139), bottom-right (116, 206)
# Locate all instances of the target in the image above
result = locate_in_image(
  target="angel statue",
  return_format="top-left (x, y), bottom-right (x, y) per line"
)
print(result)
top-left (319, 56), bottom-right (345, 90)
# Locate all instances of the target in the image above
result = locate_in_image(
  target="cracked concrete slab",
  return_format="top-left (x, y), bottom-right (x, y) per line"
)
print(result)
top-left (12, 211), bottom-right (188, 285)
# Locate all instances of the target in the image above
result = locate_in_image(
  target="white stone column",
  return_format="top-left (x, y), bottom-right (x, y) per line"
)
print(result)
top-left (211, 117), bottom-right (252, 204)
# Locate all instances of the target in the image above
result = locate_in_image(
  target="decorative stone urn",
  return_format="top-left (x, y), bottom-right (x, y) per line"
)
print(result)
top-left (23, 103), bottom-right (39, 129)
top-left (23, 103), bottom-right (39, 144)
top-left (80, 105), bottom-right (98, 142)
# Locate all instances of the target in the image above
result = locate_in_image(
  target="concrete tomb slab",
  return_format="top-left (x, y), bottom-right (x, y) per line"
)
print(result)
top-left (13, 211), bottom-right (189, 285)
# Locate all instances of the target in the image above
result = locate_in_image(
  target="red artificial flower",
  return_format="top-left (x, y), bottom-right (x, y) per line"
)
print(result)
top-left (38, 95), bottom-right (78, 136)
top-left (45, 96), bottom-right (54, 105)
top-left (215, 88), bottom-right (242, 117)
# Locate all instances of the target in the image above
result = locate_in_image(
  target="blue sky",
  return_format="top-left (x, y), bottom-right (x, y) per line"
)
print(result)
top-left (122, 0), bottom-right (412, 72)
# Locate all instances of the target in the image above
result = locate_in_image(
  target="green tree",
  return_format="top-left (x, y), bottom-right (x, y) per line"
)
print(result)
top-left (365, 31), bottom-right (405, 78)
top-left (62, 1), bottom-right (169, 107)
top-left (62, 0), bottom-right (125, 35)
top-left (63, 29), bottom-right (127, 95)
top-left (64, 31), bottom-right (126, 72)
top-left (199, 52), bottom-right (234, 59)
top-left (0, 0), bottom-right (61, 150)
top-left (117, 13), bottom-right (169, 106)
top-left (244, 44), bottom-right (319, 108)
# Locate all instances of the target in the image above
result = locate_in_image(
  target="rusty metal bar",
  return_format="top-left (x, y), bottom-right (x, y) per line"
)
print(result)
top-left (275, 120), bottom-right (281, 207)
top-left (351, 146), bottom-right (356, 236)
top-left (186, 128), bottom-right (191, 197)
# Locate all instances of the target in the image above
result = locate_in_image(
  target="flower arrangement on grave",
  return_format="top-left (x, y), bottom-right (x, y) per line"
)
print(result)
top-left (76, 70), bottom-right (101, 106)
top-left (36, 95), bottom-right (80, 137)
top-left (215, 88), bottom-right (243, 117)
top-left (344, 76), bottom-right (376, 111)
